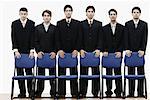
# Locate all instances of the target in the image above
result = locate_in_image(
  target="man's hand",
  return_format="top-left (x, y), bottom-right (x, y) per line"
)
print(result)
top-left (58, 50), bottom-right (65, 58)
top-left (80, 50), bottom-right (86, 58)
top-left (50, 52), bottom-right (56, 59)
top-left (115, 52), bottom-right (121, 58)
top-left (72, 50), bottom-right (78, 58)
top-left (15, 51), bottom-right (21, 58)
top-left (138, 50), bottom-right (144, 57)
top-left (37, 51), bottom-right (44, 59)
top-left (103, 52), bottom-right (108, 57)
top-left (29, 52), bottom-right (34, 59)
top-left (126, 50), bottom-right (132, 57)
top-left (93, 49), bottom-right (100, 57)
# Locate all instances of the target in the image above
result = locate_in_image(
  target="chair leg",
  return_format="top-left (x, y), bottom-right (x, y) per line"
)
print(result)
top-left (123, 78), bottom-right (126, 99)
top-left (99, 78), bottom-right (101, 99)
top-left (102, 78), bottom-right (103, 99)
top-left (11, 79), bottom-right (14, 99)
top-left (145, 78), bottom-right (147, 99)
top-left (31, 78), bottom-right (35, 100)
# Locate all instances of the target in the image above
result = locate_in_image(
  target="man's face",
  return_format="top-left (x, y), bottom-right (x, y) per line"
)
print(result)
top-left (109, 11), bottom-right (117, 22)
top-left (86, 8), bottom-right (95, 19)
top-left (64, 8), bottom-right (72, 18)
top-left (19, 11), bottom-right (28, 21)
top-left (43, 12), bottom-right (51, 23)
top-left (132, 9), bottom-right (141, 19)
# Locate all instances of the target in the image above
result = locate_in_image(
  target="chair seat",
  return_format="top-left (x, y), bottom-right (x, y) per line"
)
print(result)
top-left (58, 75), bottom-right (78, 79)
top-left (102, 75), bottom-right (122, 79)
top-left (80, 52), bottom-right (100, 67)
top-left (35, 75), bottom-right (56, 79)
top-left (124, 52), bottom-right (145, 67)
top-left (15, 54), bottom-right (35, 68)
top-left (37, 53), bottom-right (56, 68)
top-left (12, 75), bottom-right (34, 80)
top-left (58, 53), bottom-right (78, 68)
top-left (80, 75), bottom-right (100, 79)
top-left (102, 53), bottom-right (122, 68)
top-left (125, 75), bottom-right (145, 79)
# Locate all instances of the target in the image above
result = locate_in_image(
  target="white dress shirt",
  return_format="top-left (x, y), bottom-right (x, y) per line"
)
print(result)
top-left (110, 22), bottom-right (117, 35)
top-left (43, 22), bottom-right (50, 32)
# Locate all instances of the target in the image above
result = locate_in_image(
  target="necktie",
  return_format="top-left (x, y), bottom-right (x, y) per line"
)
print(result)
top-left (89, 21), bottom-right (92, 27)
top-left (67, 20), bottom-right (70, 27)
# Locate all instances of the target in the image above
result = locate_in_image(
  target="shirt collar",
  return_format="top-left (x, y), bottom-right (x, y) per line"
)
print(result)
top-left (87, 18), bottom-right (94, 24)
top-left (133, 19), bottom-right (139, 24)
top-left (43, 22), bottom-right (51, 27)
top-left (66, 18), bottom-right (71, 23)
top-left (20, 18), bottom-right (27, 24)
top-left (110, 22), bottom-right (117, 27)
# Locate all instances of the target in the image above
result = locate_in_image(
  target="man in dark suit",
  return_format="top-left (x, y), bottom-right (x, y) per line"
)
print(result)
top-left (125, 7), bottom-right (148, 97)
top-left (79, 6), bottom-right (102, 98)
top-left (103, 9), bottom-right (124, 97)
top-left (55, 5), bottom-right (80, 98)
top-left (11, 7), bottom-right (35, 98)
top-left (34, 10), bottom-right (56, 98)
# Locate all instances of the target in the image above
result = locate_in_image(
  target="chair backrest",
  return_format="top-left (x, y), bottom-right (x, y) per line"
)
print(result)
top-left (15, 54), bottom-right (35, 68)
top-left (102, 53), bottom-right (122, 68)
top-left (124, 52), bottom-right (145, 67)
top-left (37, 53), bottom-right (56, 68)
top-left (80, 52), bottom-right (100, 67)
top-left (58, 53), bottom-right (78, 68)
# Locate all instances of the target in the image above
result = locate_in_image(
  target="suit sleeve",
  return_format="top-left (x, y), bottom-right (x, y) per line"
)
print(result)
top-left (76, 22), bottom-right (82, 51)
top-left (34, 27), bottom-right (41, 53)
top-left (117, 26), bottom-right (125, 52)
top-left (30, 22), bottom-right (35, 50)
top-left (55, 22), bottom-right (61, 51)
top-left (97, 22), bottom-right (103, 51)
top-left (140, 23), bottom-right (148, 51)
top-left (11, 22), bottom-right (18, 50)
top-left (102, 27), bottom-right (108, 52)
top-left (124, 23), bottom-right (129, 50)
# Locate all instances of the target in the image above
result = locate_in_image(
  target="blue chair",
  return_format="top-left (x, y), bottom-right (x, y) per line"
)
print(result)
top-left (11, 54), bottom-right (35, 99)
top-left (34, 53), bottom-right (56, 98)
top-left (123, 52), bottom-right (147, 99)
top-left (58, 53), bottom-right (78, 79)
top-left (101, 53), bottom-right (123, 98)
top-left (80, 52), bottom-right (100, 98)
top-left (58, 53), bottom-right (78, 98)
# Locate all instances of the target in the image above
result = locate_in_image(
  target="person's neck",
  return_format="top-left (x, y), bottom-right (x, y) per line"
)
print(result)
top-left (133, 18), bottom-right (139, 22)
top-left (20, 18), bottom-right (27, 22)
top-left (66, 17), bottom-right (71, 20)
top-left (44, 21), bottom-right (50, 25)
top-left (111, 20), bottom-right (116, 24)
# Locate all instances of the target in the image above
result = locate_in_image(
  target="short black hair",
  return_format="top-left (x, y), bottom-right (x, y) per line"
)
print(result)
top-left (64, 5), bottom-right (73, 12)
top-left (132, 7), bottom-right (141, 13)
top-left (108, 9), bottom-right (117, 15)
top-left (19, 7), bottom-right (28, 12)
top-left (42, 10), bottom-right (52, 16)
top-left (86, 6), bottom-right (95, 12)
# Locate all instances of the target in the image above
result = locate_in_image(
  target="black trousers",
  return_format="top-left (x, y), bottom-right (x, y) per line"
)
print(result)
top-left (58, 67), bottom-right (78, 96)
top-left (105, 67), bottom-right (122, 96)
top-left (79, 66), bottom-right (100, 96)
top-left (36, 67), bottom-right (56, 96)
top-left (17, 68), bottom-right (32, 95)
top-left (128, 66), bottom-right (144, 95)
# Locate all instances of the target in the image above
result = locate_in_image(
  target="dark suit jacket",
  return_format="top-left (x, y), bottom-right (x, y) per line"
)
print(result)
top-left (11, 19), bottom-right (35, 53)
top-left (103, 23), bottom-right (125, 53)
top-left (124, 20), bottom-right (148, 52)
top-left (80, 19), bottom-right (103, 52)
top-left (35, 23), bottom-right (57, 53)
top-left (55, 19), bottom-right (81, 53)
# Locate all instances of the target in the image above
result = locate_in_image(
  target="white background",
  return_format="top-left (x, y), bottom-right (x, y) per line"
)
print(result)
top-left (0, 0), bottom-right (150, 97)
